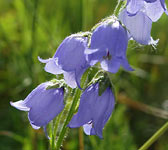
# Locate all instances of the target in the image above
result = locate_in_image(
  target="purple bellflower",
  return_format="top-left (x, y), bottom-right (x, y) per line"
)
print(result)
top-left (68, 83), bottom-right (115, 138)
top-left (121, 0), bottom-right (167, 45)
top-left (126, 0), bottom-right (168, 22)
top-left (85, 19), bottom-right (133, 73)
top-left (119, 9), bottom-right (154, 45)
top-left (39, 34), bottom-right (90, 89)
top-left (10, 82), bottom-right (64, 130)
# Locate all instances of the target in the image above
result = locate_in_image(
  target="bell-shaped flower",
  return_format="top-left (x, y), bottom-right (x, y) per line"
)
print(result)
top-left (125, 0), bottom-right (168, 22)
top-left (68, 83), bottom-right (115, 138)
top-left (126, 0), bottom-right (144, 15)
top-left (39, 34), bottom-right (90, 89)
top-left (10, 82), bottom-right (64, 130)
top-left (144, 0), bottom-right (168, 22)
top-left (119, 9), bottom-right (153, 45)
top-left (85, 20), bottom-right (133, 73)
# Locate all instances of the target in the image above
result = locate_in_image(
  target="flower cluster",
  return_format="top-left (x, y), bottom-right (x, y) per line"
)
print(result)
top-left (10, 1), bottom-right (167, 139)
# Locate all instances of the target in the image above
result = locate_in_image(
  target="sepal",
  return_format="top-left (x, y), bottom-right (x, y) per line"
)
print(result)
top-left (46, 79), bottom-right (66, 90)
top-left (98, 75), bottom-right (111, 96)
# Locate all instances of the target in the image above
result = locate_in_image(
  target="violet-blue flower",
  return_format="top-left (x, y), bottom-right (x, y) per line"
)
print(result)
top-left (68, 83), bottom-right (115, 138)
top-left (126, 0), bottom-right (168, 22)
top-left (85, 19), bottom-right (133, 73)
top-left (39, 34), bottom-right (90, 89)
top-left (10, 82), bottom-right (64, 130)
top-left (119, 9), bottom-right (153, 45)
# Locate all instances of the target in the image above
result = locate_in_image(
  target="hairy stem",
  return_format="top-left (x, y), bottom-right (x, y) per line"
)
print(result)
top-left (55, 88), bottom-right (81, 150)
top-left (55, 70), bottom-right (88, 149)
top-left (113, 0), bottom-right (124, 16)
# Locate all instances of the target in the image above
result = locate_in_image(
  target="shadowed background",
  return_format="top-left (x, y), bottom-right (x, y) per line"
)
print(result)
top-left (0, 0), bottom-right (168, 149)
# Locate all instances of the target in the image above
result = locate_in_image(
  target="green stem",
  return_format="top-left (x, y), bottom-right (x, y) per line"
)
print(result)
top-left (51, 120), bottom-right (55, 150)
top-left (139, 121), bottom-right (168, 150)
top-left (50, 112), bottom-right (62, 150)
top-left (49, 120), bottom-right (54, 148)
top-left (113, 0), bottom-right (124, 16)
top-left (54, 67), bottom-right (88, 149)
top-left (55, 88), bottom-right (81, 150)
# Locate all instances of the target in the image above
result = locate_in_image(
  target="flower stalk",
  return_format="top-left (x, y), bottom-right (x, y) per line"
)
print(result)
top-left (139, 121), bottom-right (168, 150)
top-left (54, 68), bottom-right (89, 149)
top-left (113, 0), bottom-right (125, 16)
top-left (55, 88), bottom-right (81, 150)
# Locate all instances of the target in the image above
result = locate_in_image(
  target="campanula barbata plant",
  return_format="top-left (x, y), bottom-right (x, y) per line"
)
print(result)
top-left (10, 0), bottom-right (168, 149)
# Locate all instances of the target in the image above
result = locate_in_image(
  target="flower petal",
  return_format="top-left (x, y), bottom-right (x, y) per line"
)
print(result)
top-left (144, 0), bottom-right (164, 22)
top-left (20, 82), bottom-right (52, 107)
top-left (10, 82), bottom-right (64, 130)
top-left (30, 123), bottom-right (40, 130)
top-left (63, 71), bottom-right (77, 88)
top-left (75, 67), bottom-right (88, 89)
top-left (85, 48), bottom-right (106, 66)
top-left (43, 126), bottom-right (50, 139)
top-left (119, 9), bottom-right (152, 45)
top-left (109, 23), bottom-right (128, 58)
top-left (91, 87), bottom-right (113, 138)
top-left (145, 0), bottom-right (157, 2)
top-left (160, 0), bottom-right (168, 14)
top-left (126, 0), bottom-right (144, 15)
top-left (10, 83), bottom-right (51, 111)
top-left (102, 88), bottom-right (115, 126)
top-left (68, 84), bottom-right (98, 128)
top-left (90, 21), bottom-right (128, 55)
top-left (69, 83), bottom-right (115, 138)
top-left (10, 100), bottom-right (30, 111)
top-left (28, 87), bottom-right (64, 127)
top-left (100, 59), bottom-right (121, 73)
top-left (83, 122), bottom-right (96, 136)
top-left (55, 36), bottom-right (88, 72)
top-left (83, 122), bottom-right (93, 135)
top-left (38, 56), bottom-right (51, 63)
top-left (38, 57), bottom-right (64, 74)
top-left (120, 58), bottom-right (134, 71)
top-left (88, 20), bottom-right (129, 73)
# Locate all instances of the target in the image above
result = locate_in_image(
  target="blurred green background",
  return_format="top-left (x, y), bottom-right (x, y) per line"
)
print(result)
top-left (0, 0), bottom-right (168, 149)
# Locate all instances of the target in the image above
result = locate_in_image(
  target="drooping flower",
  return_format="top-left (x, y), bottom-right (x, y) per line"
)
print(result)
top-left (68, 83), bottom-right (115, 138)
top-left (39, 34), bottom-right (90, 89)
top-left (126, 0), bottom-right (168, 22)
top-left (119, 9), bottom-right (153, 45)
top-left (85, 19), bottom-right (133, 73)
top-left (10, 82), bottom-right (64, 130)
